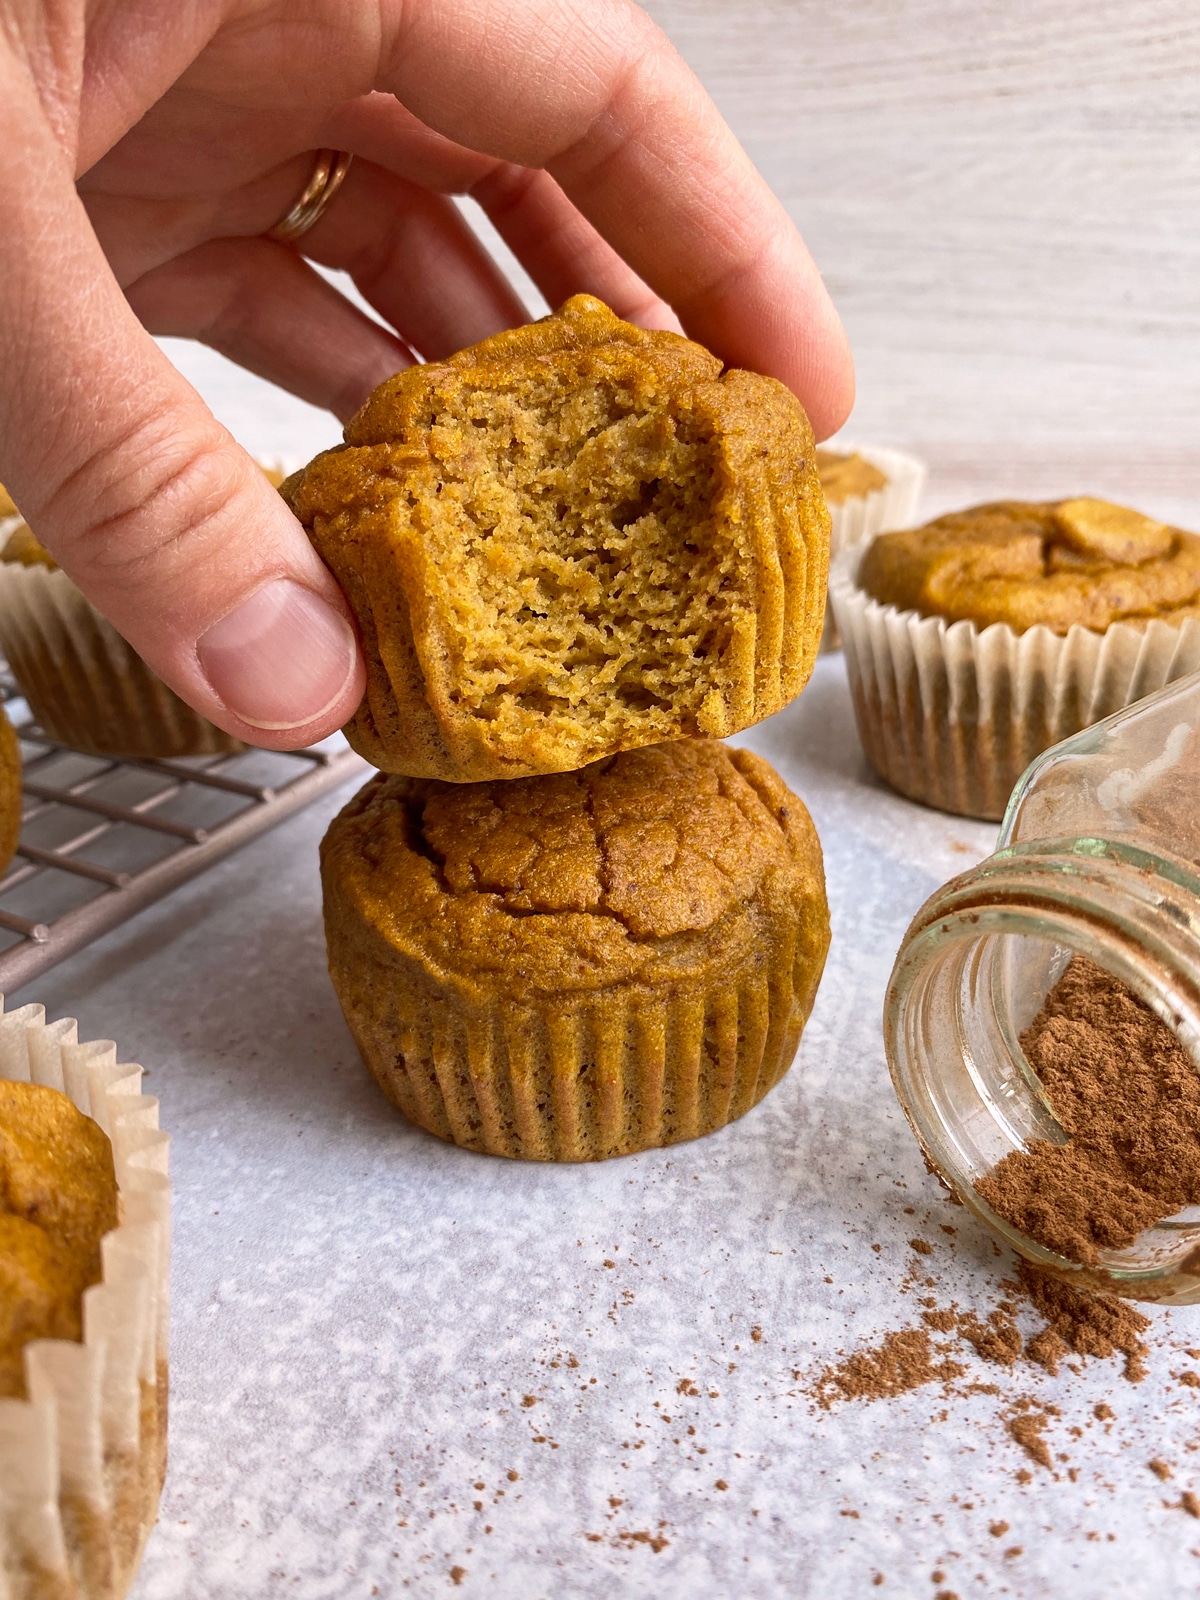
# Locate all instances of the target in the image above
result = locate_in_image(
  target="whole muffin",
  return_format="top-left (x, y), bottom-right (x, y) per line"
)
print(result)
top-left (287, 294), bottom-right (831, 782)
top-left (832, 497), bottom-right (1200, 820)
top-left (322, 738), bottom-right (830, 1161)
top-left (860, 498), bottom-right (1200, 632)
top-left (0, 1020), bottom-right (173, 1600)
top-left (0, 1079), bottom-right (117, 1397)
top-left (0, 702), bottom-right (21, 879)
top-left (816, 448), bottom-right (889, 505)
top-left (0, 520), bottom-right (244, 759)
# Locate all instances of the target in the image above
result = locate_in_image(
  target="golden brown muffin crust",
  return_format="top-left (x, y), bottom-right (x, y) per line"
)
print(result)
top-left (322, 739), bottom-right (830, 1160)
top-left (0, 1080), bottom-right (117, 1397)
top-left (323, 738), bottom-right (827, 998)
top-left (816, 448), bottom-right (889, 504)
top-left (860, 498), bottom-right (1200, 635)
top-left (288, 295), bottom-right (830, 781)
top-left (0, 483), bottom-right (17, 520)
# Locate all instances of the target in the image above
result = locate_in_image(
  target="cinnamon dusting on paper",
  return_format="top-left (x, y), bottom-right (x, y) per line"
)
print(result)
top-left (814, 1330), bottom-right (965, 1407)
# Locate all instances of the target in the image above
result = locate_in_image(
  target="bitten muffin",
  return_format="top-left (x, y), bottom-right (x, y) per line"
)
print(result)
top-left (286, 294), bottom-right (831, 782)
top-left (0, 1080), bottom-right (117, 1397)
top-left (322, 738), bottom-right (831, 1161)
top-left (832, 497), bottom-right (1200, 820)
top-left (0, 520), bottom-right (243, 759)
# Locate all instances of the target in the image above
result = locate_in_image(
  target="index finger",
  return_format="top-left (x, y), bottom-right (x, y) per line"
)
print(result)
top-left (379, 0), bottom-right (854, 435)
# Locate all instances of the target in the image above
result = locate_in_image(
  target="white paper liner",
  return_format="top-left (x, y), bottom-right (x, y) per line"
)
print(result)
top-left (818, 443), bottom-right (926, 652)
top-left (0, 561), bottom-right (241, 759)
top-left (830, 545), bottom-right (1200, 822)
top-left (0, 1003), bottom-right (170, 1599)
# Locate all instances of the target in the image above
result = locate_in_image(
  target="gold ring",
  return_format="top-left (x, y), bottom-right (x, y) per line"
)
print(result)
top-left (266, 150), bottom-right (353, 246)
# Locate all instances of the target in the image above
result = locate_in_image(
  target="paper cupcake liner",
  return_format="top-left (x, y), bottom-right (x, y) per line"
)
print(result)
top-left (830, 546), bottom-right (1200, 822)
top-left (0, 1004), bottom-right (169, 1600)
top-left (337, 931), bottom-right (817, 1163)
top-left (0, 562), bottom-right (242, 760)
top-left (819, 444), bottom-right (927, 652)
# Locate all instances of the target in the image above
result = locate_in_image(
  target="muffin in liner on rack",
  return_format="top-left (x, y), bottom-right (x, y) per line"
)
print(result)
top-left (286, 294), bottom-right (832, 782)
top-left (831, 498), bottom-right (1200, 821)
top-left (0, 459), bottom-right (290, 760)
top-left (0, 705), bottom-right (20, 879)
top-left (321, 738), bottom-right (831, 1161)
top-left (0, 1001), bottom-right (170, 1599)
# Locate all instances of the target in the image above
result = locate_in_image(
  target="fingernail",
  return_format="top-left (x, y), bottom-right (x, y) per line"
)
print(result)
top-left (197, 578), bottom-right (357, 731)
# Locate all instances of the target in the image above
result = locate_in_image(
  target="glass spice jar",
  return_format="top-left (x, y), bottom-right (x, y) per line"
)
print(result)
top-left (885, 669), bottom-right (1200, 1304)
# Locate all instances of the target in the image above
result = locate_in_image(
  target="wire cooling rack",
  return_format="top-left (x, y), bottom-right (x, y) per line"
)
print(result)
top-left (0, 676), bottom-right (368, 991)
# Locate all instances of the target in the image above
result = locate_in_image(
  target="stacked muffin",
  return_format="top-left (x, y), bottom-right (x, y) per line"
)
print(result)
top-left (290, 296), bottom-right (835, 1161)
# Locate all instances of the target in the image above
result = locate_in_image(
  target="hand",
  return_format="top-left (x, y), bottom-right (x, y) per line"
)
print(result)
top-left (0, 0), bottom-right (853, 747)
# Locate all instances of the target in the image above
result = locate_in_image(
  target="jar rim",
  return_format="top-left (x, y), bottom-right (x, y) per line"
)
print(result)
top-left (886, 836), bottom-right (1200, 1303)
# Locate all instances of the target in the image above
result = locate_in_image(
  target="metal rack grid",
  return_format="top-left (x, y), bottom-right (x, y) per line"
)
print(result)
top-left (0, 675), bottom-right (368, 991)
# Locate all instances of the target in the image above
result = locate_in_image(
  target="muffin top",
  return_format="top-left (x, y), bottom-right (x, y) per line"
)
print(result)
top-left (859, 498), bottom-right (1200, 635)
top-left (322, 738), bottom-right (828, 998)
top-left (816, 448), bottom-right (888, 505)
top-left (287, 294), bottom-right (829, 781)
top-left (0, 484), bottom-right (16, 520)
top-left (0, 1080), bottom-right (118, 1397)
top-left (0, 522), bottom-right (55, 568)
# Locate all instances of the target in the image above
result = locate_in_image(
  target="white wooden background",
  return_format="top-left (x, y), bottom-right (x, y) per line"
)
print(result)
top-left (644, 0), bottom-right (1200, 524)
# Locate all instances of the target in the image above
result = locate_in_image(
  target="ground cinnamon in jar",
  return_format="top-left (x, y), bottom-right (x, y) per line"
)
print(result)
top-left (976, 955), bottom-right (1200, 1265)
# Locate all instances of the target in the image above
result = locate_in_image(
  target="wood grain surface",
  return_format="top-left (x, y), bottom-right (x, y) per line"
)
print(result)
top-left (642, 0), bottom-right (1200, 522)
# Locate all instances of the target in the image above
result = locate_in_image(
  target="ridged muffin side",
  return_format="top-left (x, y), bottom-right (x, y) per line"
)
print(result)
top-left (288, 296), bottom-right (831, 782)
top-left (321, 739), bottom-right (830, 1161)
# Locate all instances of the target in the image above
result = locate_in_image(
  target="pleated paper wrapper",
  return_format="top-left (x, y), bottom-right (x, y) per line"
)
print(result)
top-left (0, 561), bottom-right (241, 760)
top-left (0, 453), bottom-right (295, 761)
top-left (830, 546), bottom-right (1200, 822)
top-left (335, 936), bottom-right (821, 1165)
top-left (819, 444), bottom-right (926, 652)
top-left (0, 1004), bottom-right (170, 1600)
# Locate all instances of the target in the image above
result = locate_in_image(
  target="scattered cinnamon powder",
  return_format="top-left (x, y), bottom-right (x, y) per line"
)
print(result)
top-left (1016, 1261), bottom-right (1150, 1384)
top-left (814, 1330), bottom-right (965, 1407)
top-left (977, 957), bottom-right (1200, 1265)
top-left (1004, 1398), bottom-right (1060, 1469)
top-left (1149, 1459), bottom-right (1173, 1480)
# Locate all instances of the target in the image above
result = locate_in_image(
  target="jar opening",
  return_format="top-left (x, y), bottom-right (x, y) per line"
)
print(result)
top-left (886, 842), bottom-right (1200, 1302)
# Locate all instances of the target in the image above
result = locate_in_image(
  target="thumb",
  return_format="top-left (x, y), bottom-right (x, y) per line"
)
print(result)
top-left (0, 65), bottom-right (364, 749)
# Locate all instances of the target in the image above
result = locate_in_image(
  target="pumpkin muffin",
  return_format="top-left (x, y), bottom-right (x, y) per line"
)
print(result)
top-left (816, 448), bottom-right (889, 505)
top-left (811, 443), bottom-right (925, 652)
top-left (0, 1013), bottom-right (171, 1600)
top-left (322, 738), bottom-right (830, 1161)
top-left (831, 497), bottom-right (1200, 820)
top-left (0, 702), bottom-right (21, 879)
top-left (0, 1080), bottom-right (117, 1398)
top-left (0, 520), bottom-right (243, 759)
top-left (286, 294), bottom-right (831, 782)
top-left (860, 499), bottom-right (1200, 632)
